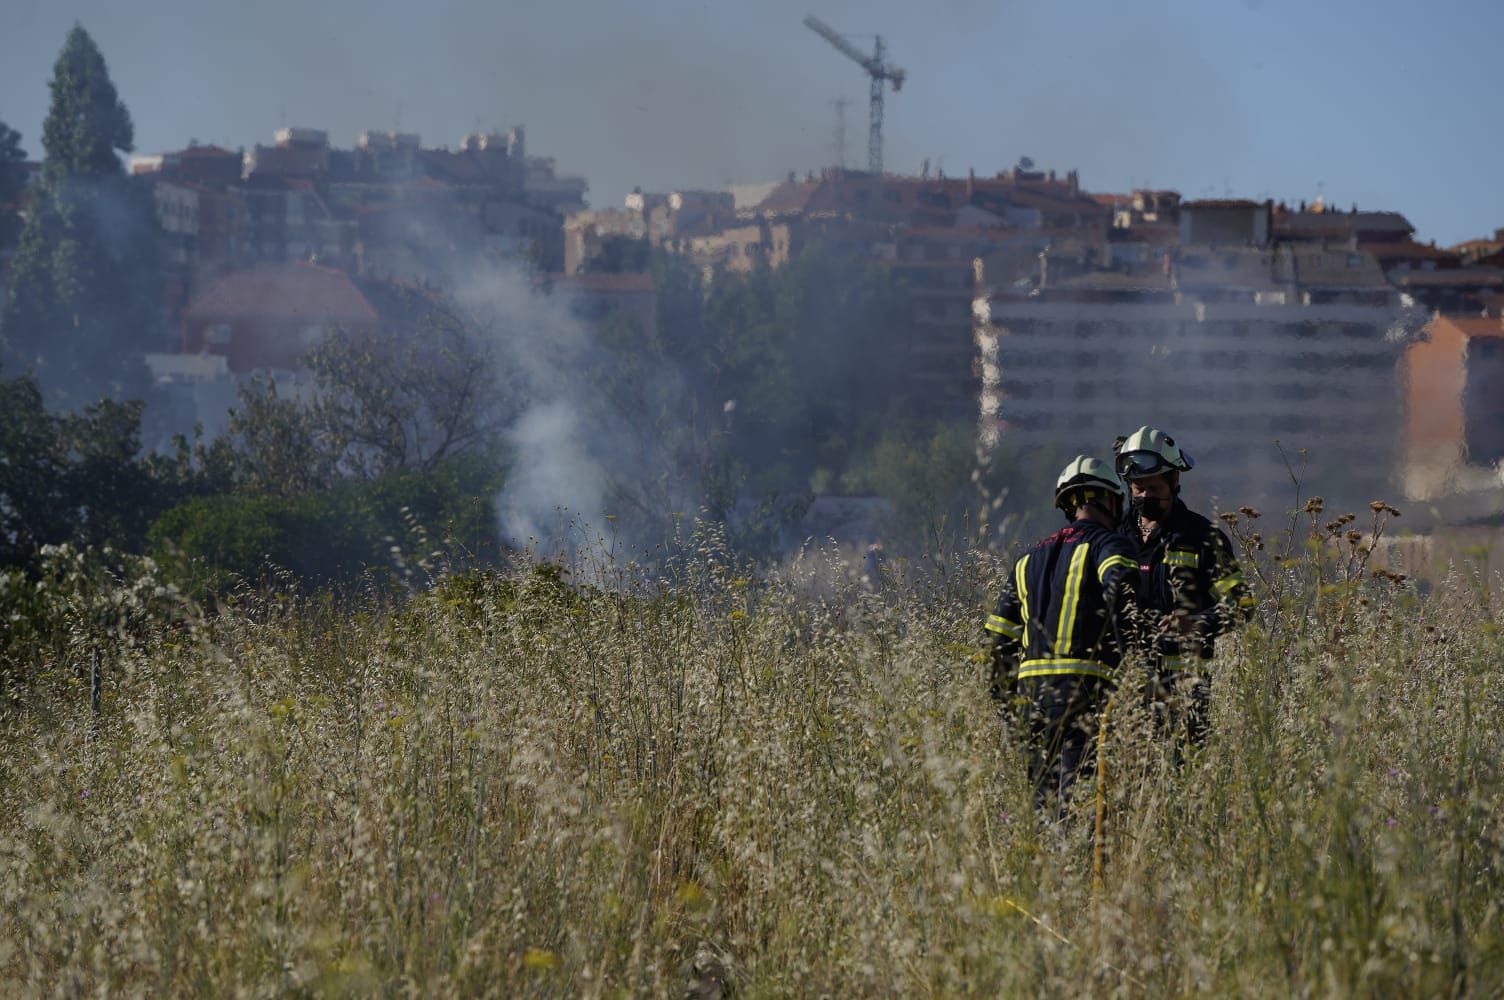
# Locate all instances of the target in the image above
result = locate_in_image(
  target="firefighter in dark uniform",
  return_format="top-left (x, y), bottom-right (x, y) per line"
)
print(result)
top-left (985, 457), bottom-right (1140, 816)
top-left (1112, 426), bottom-right (1253, 747)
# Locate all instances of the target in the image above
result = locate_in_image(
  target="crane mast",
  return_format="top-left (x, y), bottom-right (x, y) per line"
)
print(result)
top-left (803, 14), bottom-right (905, 176)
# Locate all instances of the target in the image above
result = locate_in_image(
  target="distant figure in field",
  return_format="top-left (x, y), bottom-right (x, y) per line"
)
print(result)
top-left (862, 542), bottom-right (887, 592)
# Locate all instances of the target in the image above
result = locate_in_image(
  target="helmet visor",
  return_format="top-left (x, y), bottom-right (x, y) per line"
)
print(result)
top-left (1115, 450), bottom-right (1173, 480)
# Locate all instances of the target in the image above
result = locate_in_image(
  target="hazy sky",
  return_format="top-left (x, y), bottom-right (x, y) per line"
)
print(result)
top-left (2, 0), bottom-right (1500, 245)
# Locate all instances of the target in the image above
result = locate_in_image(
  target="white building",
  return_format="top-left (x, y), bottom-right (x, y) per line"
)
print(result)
top-left (974, 207), bottom-right (1423, 511)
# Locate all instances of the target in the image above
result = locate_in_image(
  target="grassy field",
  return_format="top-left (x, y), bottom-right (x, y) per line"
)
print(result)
top-left (1, 521), bottom-right (1501, 997)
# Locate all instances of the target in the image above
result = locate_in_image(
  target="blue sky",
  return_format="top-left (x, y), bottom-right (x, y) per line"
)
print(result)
top-left (2, 0), bottom-right (1500, 244)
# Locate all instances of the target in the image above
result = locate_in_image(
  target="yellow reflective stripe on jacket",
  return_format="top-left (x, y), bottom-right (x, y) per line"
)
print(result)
top-left (1164, 548), bottom-right (1199, 568)
top-left (1097, 553), bottom-right (1135, 582)
top-left (1018, 657), bottom-right (1115, 681)
top-left (1212, 571), bottom-right (1245, 597)
top-left (985, 614), bottom-right (1022, 639)
top-left (1054, 544), bottom-right (1091, 657)
top-left (1014, 554), bottom-right (1031, 647)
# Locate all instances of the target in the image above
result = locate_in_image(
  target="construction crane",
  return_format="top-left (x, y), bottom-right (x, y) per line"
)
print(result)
top-left (803, 14), bottom-right (905, 176)
top-left (831, 97), bottom-right (851, 169)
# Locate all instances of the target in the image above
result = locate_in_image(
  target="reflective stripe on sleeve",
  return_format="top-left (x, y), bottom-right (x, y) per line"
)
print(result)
top-left (1097, 553), bottom-right (1136, 582)
top-left (985, 614), bottom-right (1023, 639)
top-left (1015, 554), bottom-right (1031, 647)
top-left (1164, 549), bottom-right (1199, 568)
top-left (1212, 571), bottom-right (1245, 596)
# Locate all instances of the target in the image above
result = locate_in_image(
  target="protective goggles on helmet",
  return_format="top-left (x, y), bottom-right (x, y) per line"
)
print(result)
top-left (1115, 450), bottom-right (1176, 480)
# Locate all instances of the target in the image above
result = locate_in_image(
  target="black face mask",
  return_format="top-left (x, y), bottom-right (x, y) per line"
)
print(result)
top-left (1136, 496), bottom-right (1170, 522)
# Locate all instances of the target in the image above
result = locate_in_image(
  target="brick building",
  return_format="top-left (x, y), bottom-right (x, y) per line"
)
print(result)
top-left (1401, 315), bottom-right (1504, 514)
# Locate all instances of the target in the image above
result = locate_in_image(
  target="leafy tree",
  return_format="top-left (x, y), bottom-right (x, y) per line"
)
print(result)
top-left (0, 377), bottom-right (68, 566)
top-left (0, 118), bottom-right (26, 250)
top-left (647, 244), bottom-right (914, 498)
top-left (149, 453), bottom-right (503, 596)
top-left (0, 373), bottom-right (225, 570)
top-left (223, 376), bottom-right (336, 498)
top-left (306, 284), bottom-right (509, 478)
top-left (219, 283), bottom-right (509, 493)
top-left (0, 24), bottom-right (162, 407)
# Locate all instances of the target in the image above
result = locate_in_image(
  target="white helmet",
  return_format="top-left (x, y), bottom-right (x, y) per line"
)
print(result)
top-left (1114, 425), bottom-right (1195, 480)
top-left (1054, 455), bottom-right (1126, 514)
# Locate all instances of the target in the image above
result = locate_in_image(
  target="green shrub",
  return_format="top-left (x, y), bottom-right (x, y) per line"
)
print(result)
top-left (148, 454), bottom-right (502, 596)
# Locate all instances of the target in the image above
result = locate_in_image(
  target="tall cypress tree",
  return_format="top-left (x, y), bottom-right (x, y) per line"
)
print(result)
top-left (0, 24), bottom-right (161, 407)
top-left (0, 119), bottom-right (25, 251)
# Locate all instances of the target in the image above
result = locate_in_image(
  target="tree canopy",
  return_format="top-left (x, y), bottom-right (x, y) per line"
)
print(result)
top-left (0, 119), bottom-right (26, 250)
top-left (0, 24), bottom-right (161, 408)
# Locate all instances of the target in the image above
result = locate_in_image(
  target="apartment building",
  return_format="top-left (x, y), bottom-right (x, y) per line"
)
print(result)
top-left (975, 201), bottom-right (1421, 510)
top-left (1401, 314), bottom-right (1504, 520)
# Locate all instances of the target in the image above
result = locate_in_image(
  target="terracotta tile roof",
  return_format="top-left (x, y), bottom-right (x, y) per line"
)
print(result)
top-left (1182, 199), bottom-right (1265, 209)
top-left (176, 144), bottom-right (237, 158)
top-left (1274, 210), bottom-right (1413, 238)
top-left (1440, 315), bottom-right (1504, 339)
top-left (1450, 237), bottom-right (1504, 253)
top-left (1359, 239), bottom-right (1461, 262)
top-left (549, 272), bottom-right (656, 293)
top-left (1002, 188), bottom-right (1108, 215)
top-left (184, 263), bottom-right (380, 323)
top-left (753, 180), bottom-right (822, 215)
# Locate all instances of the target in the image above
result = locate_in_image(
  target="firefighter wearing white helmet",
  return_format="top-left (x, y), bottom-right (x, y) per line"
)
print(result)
top-left (1112, 425), bottom-right (1251, 747)
top-left (984, 455), bottom-right (1140, 816)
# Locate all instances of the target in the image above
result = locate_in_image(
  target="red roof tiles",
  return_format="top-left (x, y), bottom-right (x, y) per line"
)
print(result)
top-left (185, 262), bottom-right (379, 323)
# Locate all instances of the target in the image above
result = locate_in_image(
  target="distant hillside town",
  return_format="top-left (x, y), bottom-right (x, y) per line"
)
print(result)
top-left (3, 119), bottom-right (1504, 521)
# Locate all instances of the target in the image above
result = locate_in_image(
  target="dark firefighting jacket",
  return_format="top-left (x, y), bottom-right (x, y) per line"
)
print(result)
top-left (984, 520), bottom-right (1139, 695)
top-left (1121, 498), bottom-right (1252, 671)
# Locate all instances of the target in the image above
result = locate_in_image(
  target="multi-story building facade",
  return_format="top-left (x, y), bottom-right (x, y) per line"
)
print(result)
top-left (975, 201), bottom-right (1422, 511)
top-left (1401, 314), bottom-right (1504, 519)
top-left (132, 125), bottom-right (582, 300)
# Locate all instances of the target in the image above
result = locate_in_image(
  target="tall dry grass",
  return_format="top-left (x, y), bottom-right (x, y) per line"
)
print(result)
top-left (1, 516), bottom-right (1501, 997)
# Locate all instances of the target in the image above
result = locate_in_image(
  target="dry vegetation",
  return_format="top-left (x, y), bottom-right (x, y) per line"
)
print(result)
top-left (1, 513), bottom-right (1502, 997)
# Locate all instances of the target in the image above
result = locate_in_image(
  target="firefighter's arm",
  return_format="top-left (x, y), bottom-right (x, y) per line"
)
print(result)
top-left (1188, 529), bottom-right (1253, 637)
top-left (1095, 545), bottom-right (1143, 657)
top-left (984, 584), bottom-right (1025, 703)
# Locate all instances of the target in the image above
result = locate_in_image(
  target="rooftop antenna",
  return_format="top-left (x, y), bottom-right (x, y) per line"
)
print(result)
top-left (803, 14), bottom-right (905, 175)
